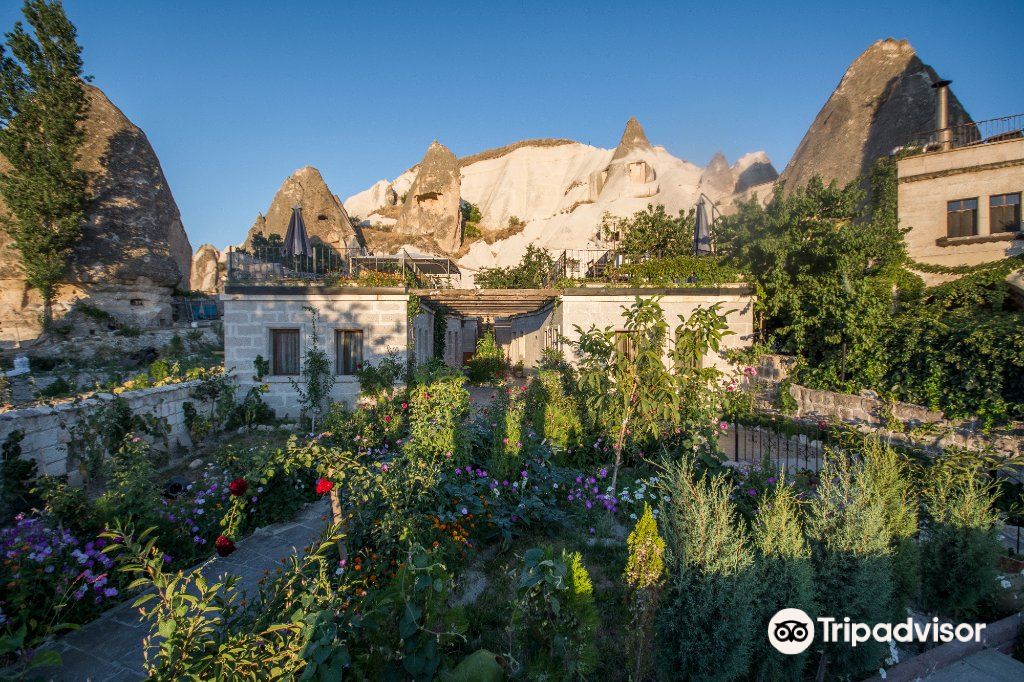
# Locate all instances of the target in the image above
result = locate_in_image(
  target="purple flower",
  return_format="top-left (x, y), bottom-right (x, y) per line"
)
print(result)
top-left (454, 467), bottom-right (462, 475)
top-left (521, 471), bottom-right (528, 478)
top-left (103, 587), bottom-right (118, 598)
top-left (747, 489), bottom-right (757, 497)
top-left (461, 507), bottom-right (468, 515)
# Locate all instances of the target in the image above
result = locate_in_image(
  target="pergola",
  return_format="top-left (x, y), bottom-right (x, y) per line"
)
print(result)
top-left (412, 288), bottom-right (556, 321)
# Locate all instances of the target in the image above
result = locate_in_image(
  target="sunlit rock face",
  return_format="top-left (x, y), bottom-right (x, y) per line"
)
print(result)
top-left (343, 118), bottom-right (776, 282)
top-left (395, 141), bottom-right (463, 255)
top-left (0, 85), bottom-right (192, 341)
top-left (244, 165), bottom-right (359, 250)
top-left (778, 38), bottom-right (971, 192)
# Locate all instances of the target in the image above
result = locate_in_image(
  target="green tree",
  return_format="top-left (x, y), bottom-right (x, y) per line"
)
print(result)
top-left (574, 297), bottom-right (731, 491)
top-left (603, 204), bottom-right (695, 256)
top-left (0, 0), bottom-right (90, 325)
top-left (289, 305), bottom-right (335, 428)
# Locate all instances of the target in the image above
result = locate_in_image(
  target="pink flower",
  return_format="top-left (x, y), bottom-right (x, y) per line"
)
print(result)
top-left (719, 421), bottom-right (729, 431)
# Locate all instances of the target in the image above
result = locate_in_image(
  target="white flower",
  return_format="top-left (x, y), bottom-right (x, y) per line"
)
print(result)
top-left (879, 669), bottom-right (887, 679)
top-left (629, 513), bottom-right (637, 520)
top-left (1001, 579), bottom-right (1012, 589)
top-left (553, 483), bottom-right (558, 489)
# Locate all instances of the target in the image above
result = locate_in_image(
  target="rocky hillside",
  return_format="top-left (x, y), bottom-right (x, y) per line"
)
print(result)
top-left (1, 85), bottom-right (192, 342)
top-left (779, 38), bottom-right (971, 191)
top-left (345, 117), bottom-right (777, 275)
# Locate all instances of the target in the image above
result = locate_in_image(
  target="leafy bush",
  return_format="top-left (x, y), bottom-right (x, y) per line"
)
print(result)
top-left (513, 547), bottom-right (598, 678)
top-left (608, 254), bottom-right (741, 286)
top-left (464, 331), bottom-right (506, 384)
top-left (475, 245), bottom-right (555, 289)
top-left (485, 383), bottom-right (527, 480)
top-left (920, 457), bottom-right (1002, 618)
top-left (355, 348), bottom-right (405, 401)
top-left (1, 430), bottom-right (37, 521)
top-left (407, 365), bottom-right (470, 465)
top-left (655, 459), bottom-right (755, 680)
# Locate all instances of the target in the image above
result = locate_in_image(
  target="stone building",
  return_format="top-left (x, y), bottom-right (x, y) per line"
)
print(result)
top-left (898, 120), bottom-right (1023, 272)
top-left (222, 279), bottom-right (754, 418)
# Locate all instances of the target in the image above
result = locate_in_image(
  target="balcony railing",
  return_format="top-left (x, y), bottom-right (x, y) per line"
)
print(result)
top-left (227, 245), bottom-right (366, 283)
top-left (908, 113), bottom-right (1024, 152)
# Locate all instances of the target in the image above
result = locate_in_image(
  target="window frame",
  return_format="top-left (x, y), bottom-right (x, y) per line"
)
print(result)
top-left (989, 192), bottom-right (1021, 233)
top-left (269, 328), bottom-right (301, 376)
top-left (946, 197), bottom-right (979, 238)
top-left (334, 328), bottom-right (364, 376)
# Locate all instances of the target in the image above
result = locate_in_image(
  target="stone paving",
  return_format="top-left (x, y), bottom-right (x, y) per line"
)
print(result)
top-left (36, 499), bottom-right (330, 682)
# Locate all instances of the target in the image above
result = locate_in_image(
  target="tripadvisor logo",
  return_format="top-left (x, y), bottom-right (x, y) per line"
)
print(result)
top-left (768, 609), bottom-right (987, 655)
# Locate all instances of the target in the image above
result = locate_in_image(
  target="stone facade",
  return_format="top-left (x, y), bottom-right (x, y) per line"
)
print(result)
top-left (898, 137), bottom-right (1024, 274)
top-left (0, 380), bottom-right (200, 482)
top-left (221, 289), bottom-right (410, 416)
top-left (554, 287), bottom-right (755, 370)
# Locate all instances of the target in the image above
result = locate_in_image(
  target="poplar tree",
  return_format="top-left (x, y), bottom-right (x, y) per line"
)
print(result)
top-left (0, 0), bottom-right (89, 325)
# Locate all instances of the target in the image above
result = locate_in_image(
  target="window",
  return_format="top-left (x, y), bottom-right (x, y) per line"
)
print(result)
top-left (946, 198), bottom-right (978, 238)
top-left (614, 331), bottom-right (637, 361)
top-left (990, 193), bottom-right (1021, 233)
top-left (270, 329), bottom-right (300, 376)
top-left (335, 329), bottom-right (363, 375)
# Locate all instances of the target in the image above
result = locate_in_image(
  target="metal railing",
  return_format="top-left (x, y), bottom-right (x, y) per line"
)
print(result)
top-left (227, 245), bottom-right (366, 283)
top-left (908, 113), bottom-right (1024, 152)
top-left (547, 249), bottom-right (669, 284)
top-left (722, 420), bottom-right (826, 472)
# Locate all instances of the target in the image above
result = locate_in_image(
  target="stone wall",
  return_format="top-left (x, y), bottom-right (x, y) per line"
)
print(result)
top-left (555, 287), bottom-right (755, 370)
top-left (221, 289), bottom-right (409, 417)
top-left (788, 383), bottom-right (1022, 456)
top-left (0, 380), bottom-right (201, 482)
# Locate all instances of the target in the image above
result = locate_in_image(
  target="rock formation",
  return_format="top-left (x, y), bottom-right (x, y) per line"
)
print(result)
top-left (732, 152), bottom-right (778, 193)
top-left (345, 118), bottom-right (776, 279)
top-left (0, 85), bottom-right (192, 343)
top-left (190, 243), bottom-right (223, 294)
top-left (244, 166), bottom-right (359, 250)
top-left (395, 141), bottom-right (463, 254)
top-left (779, 38), bottom-right (971, 192)
top-left (698, 152), bottom-right (737, 197)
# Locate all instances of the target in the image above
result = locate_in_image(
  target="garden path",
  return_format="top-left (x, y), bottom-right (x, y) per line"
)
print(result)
top-left (37, 499), bottom-right (330, 681)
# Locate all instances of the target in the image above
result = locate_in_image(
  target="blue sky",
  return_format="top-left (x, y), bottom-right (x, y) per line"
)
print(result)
top-left (2, 1), bottom-right (1022, 248)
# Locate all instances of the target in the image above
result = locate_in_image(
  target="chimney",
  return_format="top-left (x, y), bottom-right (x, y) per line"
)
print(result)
top-left (932, 79), bottom-right (953, 151)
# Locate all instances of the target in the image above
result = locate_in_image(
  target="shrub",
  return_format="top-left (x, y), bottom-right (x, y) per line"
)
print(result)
top-left (464, 331), bottom-right (506, 384)
top-left (486, 383), bottom-right (526, 480)
top-left (407, 366), bottom-right (469, 464)
top-left (355, 348), bottom-right (404, 402)
top-left (1, 430), bottom-right (36, 521)
top-left (860, 439), bottom-right (920, 618)
top-left (750, 481), bottom-right (815, 681)
top-left (38, 376), bottom-right (73, 398)
top-left (289, 305), bottom-right (335, 427)
top-left (806, 452), bottom-right (894, 678)
top-left (624, 502), bottom-right (665, 681)
top-left (513, 547), bottom-right (598, 678)
top-left (524, 369), bottom-right (584, 462)
top-left (920, 457), bottom-right (1002, 618)
top-left (655, 459), bottom-right (755, 680)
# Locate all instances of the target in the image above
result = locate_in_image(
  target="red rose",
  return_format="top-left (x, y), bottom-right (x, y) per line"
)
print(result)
top-left (401, 402), bottom-right (408, 410)
top-left (384, 415), bottom-right (392, 423)
top-left (315, 477), bottom-right (334, 496)
top-left (215, 535), bottom-right (236, 557)
top-left (228, 477), bottom-right (248, 497)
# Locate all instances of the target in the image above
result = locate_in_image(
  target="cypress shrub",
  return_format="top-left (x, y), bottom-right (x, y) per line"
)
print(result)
top-left (655, 459), bottom-right (756, 680)
top-left (486, 383), bottom-right (526, 480)
top-left (920, 459), bottom-right (1002, 618)
top-left (860, 439), bottom-right (920, 618)
top-left (751, 481), bottom-right (815, 681)
top-left (624, 502), bottom-right (666, 681)
top-left (807, 452), bottom-right (894, 679)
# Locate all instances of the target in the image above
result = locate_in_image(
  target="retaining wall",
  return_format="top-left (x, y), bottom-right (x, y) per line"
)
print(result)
top-left (0, 380), bottom-right (201, 482)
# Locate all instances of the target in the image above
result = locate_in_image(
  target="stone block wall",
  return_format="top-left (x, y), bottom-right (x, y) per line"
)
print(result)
top-left (221, 289), bottom-right (409, 417)
top-left (555, 287), bottom-right (756, 370)
top-left (0, 380), bottom-right (201, 482)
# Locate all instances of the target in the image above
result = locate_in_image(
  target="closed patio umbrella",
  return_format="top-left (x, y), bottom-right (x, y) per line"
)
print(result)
top-left (283, 205), bottom-right (312, 258)
top-left (693, 194), bottom-right (715, 256)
